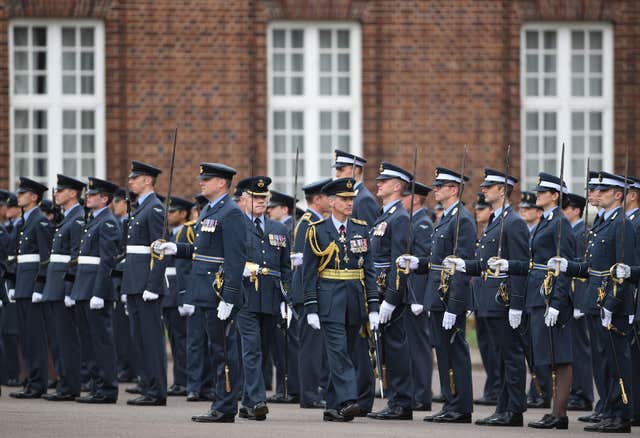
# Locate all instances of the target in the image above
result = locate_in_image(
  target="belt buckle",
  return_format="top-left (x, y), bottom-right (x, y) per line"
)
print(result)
top-left (260, 267), bottom-right (270, 276)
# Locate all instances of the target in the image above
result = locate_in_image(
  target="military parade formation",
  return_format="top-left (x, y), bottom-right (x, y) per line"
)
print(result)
top-left (0, 146), bottom-right (639, 433)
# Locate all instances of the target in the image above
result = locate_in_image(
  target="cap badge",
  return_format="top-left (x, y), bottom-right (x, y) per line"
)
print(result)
top-left (89, 180), bottom-right (94, 188)
top-left (379, 163), bottom-right (384, 173)
top-left (434, 168), bottom-right (439, 178)
top-left (598, 173), bottom-right (603, 183)
top-left (346, 180), bottom-right (353, 189)
top-left (536, 176), bottom-right (541, 186)
top-left (199, 165), bottom-right (204, 175)
top-left (257, 179), bottom-right (265, 188)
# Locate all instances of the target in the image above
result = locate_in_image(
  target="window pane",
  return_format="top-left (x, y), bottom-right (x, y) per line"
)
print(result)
top-left (62, 28), bottom-right (75, 46)
top-left (543, 78), bottom-right (556, 95)
top-left (338, 111), bottom-right (350, 129)
top-left (34, 134), bottom-right (47, 153)
top-left (81, 52), bottom-right (94, 70)
top-left (14, 75), bottom-right (28, 94)
top-left (571, 112), bottom-right (584, 130)
top-left (14, 51), bottom-right (28, 70)
top-left (63, 75), bottom-right (76, 94)
top-left (543, 159), bottom-right (555, 173)
top-left (292, 135), bottom-right (303, 151)
top-left (572, 159), bottom-right (584, 177)
top-left (319, 30), bottom-right (331, 49)
top-left (526, 136), bottom-right (538, 153)
top-left (589, 55), bottom-right (602, 73)
top-left (81, 76), bottom-right (94, 94)
top-left (320, 135), bottom-right (332, 152)
top-left (14, 27), bottom-right (28, 46)
top-left (291, 54), bottom-right (303, 71)
top-left (33, 27), bottom-right (47, 46)
top-left (274, 159), bottom-right (286, 175)
top-left (14, 110), bottom-right (29, 129)
top-left (291, 77), bottom-right (303, 95)
top-left (16, 158), bottom-right (29, 176)
top-left (33, 52), bottom-right (46, 70)
top-left (543, 31), bottom-right (556, 49)
top-left (273, 77), bottom-right (285, 95)
top-left (543, 54), bottom-right (555, 73)
top-left (543, 112), bottom-right (556, 130)
top-left (337, 30), bottom-right (349, 48)
top-left (81, 110), bottom-right (95, 129)
top-left (80, 28), bottom-right (94, 47)
top-left (572, 135), bottom-right (584, 154)
top-left (272, 30), bottom-right (285, 48)
top-left (272, 54), bottom-right (285, 72)
top-left (319, 77), bottom-right (332, 95)
top-left (589, 78), bottom-right (602, 96)
top-left (15, 134), bottom-right (28, 153)
top-left (63, 158), bottom-right (76, 175)
top-left (319, 54), bottom-right (332, 72)
top-left (63, 110), bottom-right (76, 129)
top-left (337, 54), bottom-right (350, 72)
top-left (291, 30), bottom-right (303, 48)
top-left (81, 158), bottom-right (94, 176)
top-left (571, 31), bottom-right (584, 50)
top-left (34, 110), bottom-right (47, 128)
top-left (291, 112), bottom-right (303, 129)
top-left (62, 52), bottom-right (76, 70)
top-left (338, 77), bottom-right (350, 95)
top-left (274, 135), bottom-right (286, 153)
top-left (525, 31), bottom-right (538, 49)
top-left (526, 55), bottom-right (538, 73)
top-left (338, 135), bottom-right (350, 149)
top-left (525, 112), bottom-right (538, 130)
top-left (34, 158), bottom-right (47, 176)
top-left (589, 112), bottom-right (602, 130)
top-left (571, 55), bottom-right (584, 73)
top-left (543, 136), bottom-right (555, 153)
top-left (589, 136), bottom-right (602, 154)
top-left (572, 77), bottom-right (584, 96)
top-left (525, 78), bottom-right (538, 96)
top-left (589, 31), bottom-right (602, 50)
top-left (526, 160), bottom-right (538, 178)
top-left (81, 134), bottom-right (95, 153)
top-left (34, 75), bottom-right (46, 94)
top-left (273, 111), bottom-right (285, 129)
top-left (319, 111), bottom-right (331, 129)
top-left (63, 134), bottom-right (76, 153)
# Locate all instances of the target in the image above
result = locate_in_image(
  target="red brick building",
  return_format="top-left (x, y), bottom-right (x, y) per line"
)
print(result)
top-left (1, 0), bottom-right (638, 204)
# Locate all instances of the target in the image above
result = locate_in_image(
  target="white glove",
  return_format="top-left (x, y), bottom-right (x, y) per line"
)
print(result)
top-left (89, 296), bottom-right (104, 310)
top-left (7, 289), bottom-right (15, 303)
top-left (120, 294), bottom-right (127, 303)
top-left (151, 240), bottom-right (177, 255)
top-left (279, 302), bottom-right (293, 328)
top-left (379, 301), bottom-right (396, 324)
top-left (601, 308), bottom-right (612, 327)
top-left (573, 308), bottom-right (585, 319)
top-left (64, 296), bottom-right (76, 307)
top-left (545, 306), bottom-right (559, 327)
top-left (31, 292), bottom-right (43, 303)
top-left (410, 303), bottom-right (424, 316)
top-left (181, 303), bottom-right (195, 317)
top-left (396, 255), bottom-right (419, 270)
top-left (142, 290), bottom-right (159, 301)
top-left (0, 300), bottom-right (2, 307)
top-left (443, 256), bottom-right (466, 273)
top-left (243, 266), bottom-right (252, 277)
top-left (547, 257), bottom-right (568, 273)
top-left (369, 311), bottom-right (380, 331)
top-left (290, 252), bottom-right (303, 267)
top-left (615, 263), bottom-right (631, 279)
top-left (442, 311), bottom-right (457, 330)
top-left (508, 309), bottom-right (522, 329)
top-left (217, 301), bottom-right (233, 320)
top-left (630, 315), bottom-right (635, 325)
top-left (488, 258), bottom-right (508, 273)
top-left (307, 313), bottom-right (321, 330)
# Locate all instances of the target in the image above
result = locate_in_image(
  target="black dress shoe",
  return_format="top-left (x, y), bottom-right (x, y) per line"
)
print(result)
top-left (80, 381), bottom-right (93, 392)
top-left (474, 396), bottom-right (498, 406)
top-left (339, 401), bottom-right (363, 418)
top-left (423, 409), bottom-right (447, 422)
top-left (567, 398), bottom-right (593, 411)
top-left (431, 411), bottom-right (472, 423)
top-left (590, 417), bottom-right (631, 433)
top-left (126, 395), bottom-right (167, 406)
top-left (300, 400), bottom-right (326, 409)
top-left (475, 412), bottom-right (503, 425)
top-left (10, 389), bottom-right (43, 399)
top-left (528, 414), bottom-right (568, 429)
top-left (191, 409), bottom-right (235, 423)
top-left (76, 393), bottom-right (117, 404)
top-left (239, 401), bottom-right (269, 420)
top-left (125, 384), bottom-right (142, 394)
top-left (5, 378), bottom-right (22, 387)
top-left (48, 379), bottom-right (58, 389)
top-left (167, 384), bottom-right (187, 396)
top-left (631, 417), bottom-right (640, 427)
top-left (367, 405), bottom-right (413, 420)
top-left (42, 392), bottom-right (79, 401)
top-left (323, 409), bottom-right (354, 422)
top-left (201, 391), bottom-right (216, 401)
top-left (413, 402), bottom-right (432, 411)
top-left (117, 372), bottom-right (136, 383)
top-left (267, 392), bottom-right (299, 404)
top-left (186, 391), bottom-right (202, 401)
top-left (579, 412), bottom-right (603, 423)
top-left (526, 396), bottom-right (551, 409)
top-left (432, 393), bottom-right (445, 403)
top-left (485, 412), bottom-right (523, 427)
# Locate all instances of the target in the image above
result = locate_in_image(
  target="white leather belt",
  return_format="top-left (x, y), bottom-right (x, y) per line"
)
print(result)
top-left (8, 255), bottom-right (16, 262)
top-left (78, 256), bottom-right (100, 265)
top-left (165, 267), bottom-right (177, 276)
top-left (49, 254), bottom-right (71, 263)
top-left (126, 245), bottom-right (150, 254)
top-left (17, 254), bottom-right (40, 263)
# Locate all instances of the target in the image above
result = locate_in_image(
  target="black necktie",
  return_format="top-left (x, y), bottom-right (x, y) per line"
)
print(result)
top-left (255, 217), bottom-right (264, 237)
top-left (339, 224), bottom-right (346, 238)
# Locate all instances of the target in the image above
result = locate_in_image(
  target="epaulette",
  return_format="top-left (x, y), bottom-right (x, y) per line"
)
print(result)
top-left (300, 212), bottom-right (312, 223)
top-left (310, 218), bottom-right (326, 226)
top-left (350, 218), bottom-right (368, 226)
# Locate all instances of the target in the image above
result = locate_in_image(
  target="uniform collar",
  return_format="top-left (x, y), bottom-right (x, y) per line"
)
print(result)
top-left (331, 214), bottom-right (347, 232)
top-left (543, 206), bottom-right (558, 219)
top-left (172, 224), bottom-right (183, 236)
top-left (92, 206), bottom-right (108, 218)
top-left (492, 204), bottom-right (510, 222)
top-left (280, 215), bottom-right (291, 224)
top-left (137, 191), bottom-right (154, 206)
top-left (63, 203), bottom-right (80, 217)
top-left (308, 207), bottom-right (323, 220)
top-left (23, 206), bottom-right (38, 222)
top-left (443, 200), bottom-right (460, 217)
top-left (571, 218), bottom-right (584, 229)
top-left (208, 192), bottom-right (227, 209)
top-left (247, 213), bottom-right (265, 228)
top-left (603, 206), bottom-right (621, 221)
top-left (382, 199), bottom-right (401, 214)
top-left (627, 207), bottom-right (638, 218)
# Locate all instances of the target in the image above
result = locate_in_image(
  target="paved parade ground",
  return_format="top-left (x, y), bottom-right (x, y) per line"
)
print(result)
top-left (1, 369), bottom-right (603, 438)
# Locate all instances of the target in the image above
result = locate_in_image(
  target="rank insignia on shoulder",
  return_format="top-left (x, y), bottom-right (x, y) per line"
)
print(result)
top-left (373, 221), bottom-right (388, 236)
top-left (153, 207), bottom-right (163, 213)
top-left (40, 221), bottom-right (48, 226)
top-left (548, 212), bottom-right (554, 221)
top-left (350, 237), bottom-right (368, 253)
top-left (350, 218), bottom-right (367, 226)
top-left (105, 222), bottom-right (115, 228)
top-left (201, 218), bottom-right (218, 233)
top-left (631, 214), bottom-right (636, 221)
top-left (419, 224), bottom-right (430, 229)
top-left (268, 233), bottom-right (287, 248)
top-left (451, 207), bottom-right (458, 216)
top-left (611, 211), bottom-right (618, 220)
top-left (389, 206), bottom-right (396, 214)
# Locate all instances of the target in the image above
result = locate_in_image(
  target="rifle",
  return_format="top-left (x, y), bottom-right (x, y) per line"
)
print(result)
top-left (583, 158), bottom-right (590, 254)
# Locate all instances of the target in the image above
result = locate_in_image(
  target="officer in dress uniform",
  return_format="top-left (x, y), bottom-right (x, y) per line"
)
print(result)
top-left (519, 192), bottom-right (544, 235)
top-left (553, 172), bottom-right (636, 433)
top-left (445, 169), bottom-right (530, 426)
top-left (1, 192), bottom-right (22, 387)
top-left (122, 160), bottom-right (167, 406)
top-left (71, 177), bottom-right (121, 404)
top-left (472, 192), bottom-right (502, 407)
top-left (0, 200), bottom-right (10, 390)
top-left (302, 177), bottom-right (379, 422)
top-left (266, 189), bottom-right (300, 404)
top-left (41, 175), bottom-right (86, 401)
top-left (153, 162), bottom-right (246, 423)
top-left (400, 181), bottom-right (434, 411)
top-left (563, 193), bottom-right (595, 412)
top-left (490, 172), bottom-right (576, 429)
top-left (333, 149), bottom-right (379, 227)
top-left (292, 179), bottom-right (331, 409)
top-left (162, 196), bottom-right (195, 397)
top-left (9, 178), bottom-right (52, 399)
top-left (403, 167), bottom-right (476, 424)
top-left (366, 162), bottom-right (413, 421)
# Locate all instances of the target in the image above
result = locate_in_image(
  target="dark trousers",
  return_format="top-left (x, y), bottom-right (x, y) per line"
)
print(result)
top-left (42, 301), bottom-right (61, 383)
top-left (296, 304), bottom-right (326, 405)
top-left (485, 317), bottom-right (526, 414)
top-left (237, 310), bottom-right (277, 407)
top-left (207, 307), bottom-right (241, 415)
top-left (16, 298), bottom-right (48, 394)
top-left (127, 295), bottom-right (167, 399)
top-left (405, 310), bottom-right (433, 407)
top-left (163, 307), bottom-right (187, 386)
top-left (76, 301), bottom-right (118, 398)
top-left (476, 315), bottom-right (502, 399)
top-left (630, 322), bottom-right (640, 420)
top-left (586, 313), bottom-right (609, 413)
top-left (350, 325), bottom-right (375, 411)
top-left (49, 301), bottom-right (81, 395)
top-left (523, 311), bottom-right (551, 400)
top-left (186, 307), bottom-right (215, 394)
top-left (570, 315), bottom-right (594, 403)
top-left (1, 301), bottom-right (21, 383)
top-left (322, 321), bottom-right (358, 410)
top-left (601, 316), bottom-right (631, 420)
top-left (113, 300), bottom-right (137, 380)
top-left (431, 310), bottom-right (473, 414)
top-left (273, 315), bottom-right (301, 397)
top-left (381, 306), bottom-right (413, 409)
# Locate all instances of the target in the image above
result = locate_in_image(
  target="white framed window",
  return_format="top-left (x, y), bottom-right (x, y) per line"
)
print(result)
top-left (268, 22), bottom-right (361, 198)
top-left (9, 20), bottom-right (105, 189)
top-left (520, 23), bottom-right (613, 193)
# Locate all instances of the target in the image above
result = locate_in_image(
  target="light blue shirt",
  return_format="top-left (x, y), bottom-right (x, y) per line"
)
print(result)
top-left (331, 215), bottom-right (347, 233)
top-left (443, 200), bottom-right (461, 217)
top-left (280, 215), bottom-right (291, 225)
top-left (491, 204), bottom-right (510, 223)
top-left (543, 206), bottom-right (558, 219)
top-left (383, 199), bottom-right (402, 214)
top-left (172, 224), bottom-right (183, 237)
top-left (92, 206), bottom-right (108, 218)
top-left (207, 192), bottom-right (227, 210)
top-left (23, 206), bottom-right (37, 222)
top-left (247, 213), bottom-right (265, 230)
top-left (64, 203), bottom-right (80, 217)
top-left (603, 206), bottom-right (621, 221)
top-left (309, 207), bottom-right (323, 220)
top-left (627, 208), bottom-right (638, 218)
top-left (136, 191), bottom-right (154, 206)
top-left (571, 218), bottom-right (584, 229)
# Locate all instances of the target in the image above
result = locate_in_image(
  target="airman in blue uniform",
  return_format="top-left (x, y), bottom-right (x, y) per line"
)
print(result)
top-left (303, 177), bottom-right (379, 422)
top-left (123, 160), bottom-right (167, 405)
top-left (153, 162), bottom-right (247, 423)
top-left (41, 175), bottom-right (86, 401)
top-left (9, 178), bottom-right (52, 399)
top-left (446, 169), bottom-right (530, 426)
